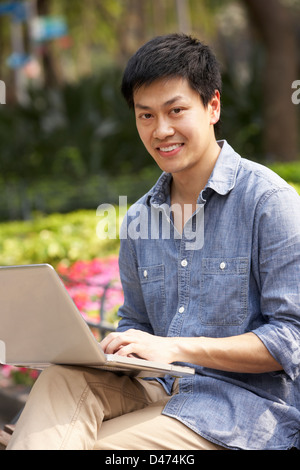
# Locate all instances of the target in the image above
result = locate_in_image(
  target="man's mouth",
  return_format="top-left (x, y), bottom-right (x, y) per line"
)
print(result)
top-left (157, 143), bottom-right (184, 153)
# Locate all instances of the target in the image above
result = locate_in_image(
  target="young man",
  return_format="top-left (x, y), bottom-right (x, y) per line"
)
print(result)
top-left (8, 34), bottom-right (300, 450)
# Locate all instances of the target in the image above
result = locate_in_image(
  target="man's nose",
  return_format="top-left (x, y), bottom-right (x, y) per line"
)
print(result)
top-left (153, 117), bottom-right (175, 140)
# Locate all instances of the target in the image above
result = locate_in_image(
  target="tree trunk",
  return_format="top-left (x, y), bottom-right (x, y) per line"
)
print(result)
top-left (175, 0), bottom-right (191, 34)
top-left (152, 0), bottom-right (167, 36)
top-left (117, 0), bottom-right (148, 64)
top-left (244, 0), bottom-right (298, 161)
top-left (36, 0), bottom-right (61, 88)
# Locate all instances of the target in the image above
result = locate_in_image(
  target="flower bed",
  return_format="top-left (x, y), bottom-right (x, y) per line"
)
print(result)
top-left (0, 256), bottom-right (123, 387)
top-left (57, 255), bottom-right (123, 331)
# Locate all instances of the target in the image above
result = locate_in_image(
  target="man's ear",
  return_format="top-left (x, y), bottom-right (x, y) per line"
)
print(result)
top-left (209, 90), bottom-right (221, 125)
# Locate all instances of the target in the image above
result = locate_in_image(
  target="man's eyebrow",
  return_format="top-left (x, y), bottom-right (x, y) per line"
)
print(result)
top-left (163, 96), bottom-right (184, 107)
top-left (135, 95), bottom-right (184, 110)
top-left (135, 103), bottom-right (151, 110)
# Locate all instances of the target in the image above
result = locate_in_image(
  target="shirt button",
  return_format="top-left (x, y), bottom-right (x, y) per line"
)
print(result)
top-left (181, 259), bottom-right (188, 267)
top-left (219, 262), bottom-right (226, 270)
top-left (178, 306), bottom-right (185, 313)
top-left (143, 270), bottom-right (148, 278)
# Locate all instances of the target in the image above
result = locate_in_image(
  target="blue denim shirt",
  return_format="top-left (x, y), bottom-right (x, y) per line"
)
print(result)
top-left (117, 140), bottom-right (300, 450)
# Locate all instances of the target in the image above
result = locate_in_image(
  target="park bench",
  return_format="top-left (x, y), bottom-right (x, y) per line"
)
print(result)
top-left (0, 425), bottom-right (15, 450)
top-left (0, 278), bottom-right (117, 450)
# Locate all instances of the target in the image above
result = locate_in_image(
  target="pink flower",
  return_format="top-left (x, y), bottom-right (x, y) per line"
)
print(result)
top-left (57, 256), bottom-right (124, 322)
top-left (1, 365), bottom-right (13, 378)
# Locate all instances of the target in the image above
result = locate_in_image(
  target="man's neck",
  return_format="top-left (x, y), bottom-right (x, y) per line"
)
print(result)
top-left (171, 140), bottom-right (221, 206)
top-left (169, 140), bottom-right (221, 233)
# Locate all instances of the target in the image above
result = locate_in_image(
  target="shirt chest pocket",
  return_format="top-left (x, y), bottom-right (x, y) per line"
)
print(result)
top-left (200, 257), bottom-right (249, 326)
top-left (138, 264), bottom-right (166, 334)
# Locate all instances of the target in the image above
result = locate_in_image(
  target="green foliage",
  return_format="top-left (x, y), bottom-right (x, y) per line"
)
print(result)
top-left (267, 161), bottom-right (300, 195)
top-left (268, 161), bottom-right (300, 184)
top-left (0, 210), bottom-right (120, 267)
top-left (218, 49), bottom-right (264, 161)
top-left (0, 166), bottom-right (161, 221)
top-left (0, 65), bottom-right (163, 220)
top-left (1, 171), bottom-right (299, 269)
top-left (0, 66), bottom-right (151, 181)
top-left (0, 55), bottom-right (298, 222)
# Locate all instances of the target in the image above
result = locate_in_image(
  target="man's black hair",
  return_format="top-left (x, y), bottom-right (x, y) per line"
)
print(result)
top-left (121, 33), bottom-right (222, 109)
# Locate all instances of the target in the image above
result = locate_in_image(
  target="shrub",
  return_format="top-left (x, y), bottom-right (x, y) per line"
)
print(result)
top-left (0, 209), bottom-right (120, 267)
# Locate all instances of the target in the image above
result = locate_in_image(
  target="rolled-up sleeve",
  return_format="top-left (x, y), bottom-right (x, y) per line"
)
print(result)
top-left (116, 219), bottom-right (154, 334)
top-left (253, 187), bottom-right (300, 380)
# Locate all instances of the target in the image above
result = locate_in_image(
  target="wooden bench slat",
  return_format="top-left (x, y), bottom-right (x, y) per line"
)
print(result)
top-left (0, 424), bottom-right (15, 450)
top-left (0, 429), bottom-right (11, 450)
top-left (3, 424), bottom-right (15, 435)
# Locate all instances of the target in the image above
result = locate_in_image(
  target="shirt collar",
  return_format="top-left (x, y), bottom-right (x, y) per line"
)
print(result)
top-left (205, 140), bottom-right (240, 196)
top-left (147, 140), bottom-right (241, 206)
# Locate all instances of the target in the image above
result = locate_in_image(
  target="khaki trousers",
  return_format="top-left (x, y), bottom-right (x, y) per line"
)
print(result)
top-left (7, 365), bottom-right (224, 450)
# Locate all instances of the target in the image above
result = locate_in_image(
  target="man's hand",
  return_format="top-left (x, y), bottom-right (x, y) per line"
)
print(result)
top-left (100, 329), bottom-right (179, 364)
top-left (100, 330), bottom-right (283, 373)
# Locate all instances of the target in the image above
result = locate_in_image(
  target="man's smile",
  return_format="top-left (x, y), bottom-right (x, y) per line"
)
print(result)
top-left (158, 143), bottom-right (184, 152)
top-left (156, 143), bottom-right (185, 157)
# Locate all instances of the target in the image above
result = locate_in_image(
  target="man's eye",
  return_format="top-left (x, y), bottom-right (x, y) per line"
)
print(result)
top-left (171, 108), bottom-right (182, 115)
top-left (142, 113), bottom-right (152, 119)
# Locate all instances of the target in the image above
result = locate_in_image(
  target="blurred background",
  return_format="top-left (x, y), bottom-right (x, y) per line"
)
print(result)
top-left (0, 0), bottom-right (300, 392)
top-left (0, 0), bottom-right (299, 222)
top-left (0, 0), bottom-right (300, 268)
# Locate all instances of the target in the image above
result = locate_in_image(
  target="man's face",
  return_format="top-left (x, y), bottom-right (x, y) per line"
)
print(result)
top-left (133, 77), bottom-right (220, 176)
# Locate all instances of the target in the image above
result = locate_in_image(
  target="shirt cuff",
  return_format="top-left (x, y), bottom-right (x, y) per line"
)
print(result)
top-left (253, 322), bottom-right (300, 380)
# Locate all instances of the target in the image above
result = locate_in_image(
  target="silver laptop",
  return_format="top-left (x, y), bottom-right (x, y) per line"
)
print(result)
top-left (0, 264), bottom-right (194, 378)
